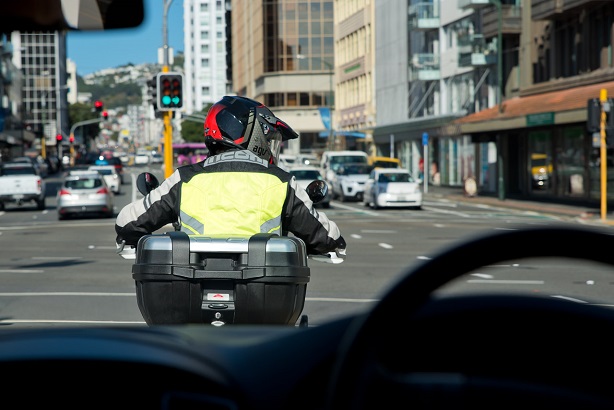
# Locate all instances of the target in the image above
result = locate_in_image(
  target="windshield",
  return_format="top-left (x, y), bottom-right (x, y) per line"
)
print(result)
top-left (5, 2), bottom-right (614, 408)
top-left (291, 170), bottom-right (323, 180)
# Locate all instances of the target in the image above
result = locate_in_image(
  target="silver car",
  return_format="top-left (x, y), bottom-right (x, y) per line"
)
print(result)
top-left (57, 170), bottom-right (115, 220)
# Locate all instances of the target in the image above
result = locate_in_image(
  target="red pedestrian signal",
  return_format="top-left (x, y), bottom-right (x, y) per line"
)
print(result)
top-left (56, 134), bottom-right (63, 142)
top-left (69, 135), bottom-right (75, 143)
top-left (94, 100), bottom-right (103, 113)
top-left (102, 111), bottom-right (108, 120)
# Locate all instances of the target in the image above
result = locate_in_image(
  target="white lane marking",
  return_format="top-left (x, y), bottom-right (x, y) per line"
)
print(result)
top-left (0, 319), bottom-right (145, 324)
top-left (417, 256), bottom-right (430, 260)
top-left (306, 297), bottom-right (378, 303)
top-left (31, 256), bottom-right (84, 260)
top-left (0, 269), bottom-right (44, 273)
top-left (470, 273), bottom-right (493, 279)
top-left (362, 230), bottom-right (396, 233)
top-left (379, 243), bottom-right (393, 249)
top-left (466, 279), bottom-right (544, 284)
top-left (551, 295), bottom-right (589, 304)
top-left (350, 234), bottom-right (362, 239)
top-left (0, 292), bottom-right (135, 296)
top-left (422, 206), bottom-right (471, 218)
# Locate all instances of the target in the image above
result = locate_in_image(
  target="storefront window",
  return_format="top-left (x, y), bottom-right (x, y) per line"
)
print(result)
top-left (528, 131), bottom-right (553, 194)
top-left (556, 127), bottom-right (585, 197)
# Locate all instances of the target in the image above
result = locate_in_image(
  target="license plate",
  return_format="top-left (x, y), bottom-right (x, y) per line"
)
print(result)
top-left (14, 194), bottom-right (24, 200)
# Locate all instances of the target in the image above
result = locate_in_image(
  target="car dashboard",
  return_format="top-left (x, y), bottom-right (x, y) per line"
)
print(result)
top-left (4, 225), bottom-right (614, 410)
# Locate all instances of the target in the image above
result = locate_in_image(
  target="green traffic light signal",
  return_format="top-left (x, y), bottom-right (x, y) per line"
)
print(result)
top-left (156, 72), bottom-right (183, 111)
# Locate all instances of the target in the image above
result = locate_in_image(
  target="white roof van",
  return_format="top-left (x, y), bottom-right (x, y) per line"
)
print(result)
top-left (320, 150), bottom-right (369, 183)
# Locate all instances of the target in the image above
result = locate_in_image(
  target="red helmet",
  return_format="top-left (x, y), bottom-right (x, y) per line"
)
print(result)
top-left (203, 96), bottom-right (298, 165)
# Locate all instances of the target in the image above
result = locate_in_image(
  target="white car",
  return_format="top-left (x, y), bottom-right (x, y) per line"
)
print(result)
top-left (134, 150), bottom-right (150, 166)
top-left (88, 165), bottom-right (121, 194)
top-left (330, 162), bottom-right (372, 202)
top-left (278, 154), bottom-right (298, 171)
top-left (289, 166), bottom-right (331, 208)
top-left (363, 167), bottom-right (422, 209)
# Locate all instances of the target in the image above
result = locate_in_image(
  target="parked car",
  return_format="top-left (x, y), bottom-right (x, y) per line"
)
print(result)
top-left (289, 166), bottom-right (331, 208)
top-left (57, 170), bottom-right (114, 220)
top-left (88, 165), bottom-right (121, 194)
top-left (363, 167), bottom-right (422, 209)
top-left (330, 162), bottom-right (372, 202)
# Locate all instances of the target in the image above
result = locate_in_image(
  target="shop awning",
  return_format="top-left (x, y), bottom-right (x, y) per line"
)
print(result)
top-left (455, 79), bottom-right (614, 133)
top-left (318, 130), bottom-right (366, 138)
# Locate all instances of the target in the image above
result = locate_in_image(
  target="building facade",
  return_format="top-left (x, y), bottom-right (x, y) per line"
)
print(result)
top-left (183, 0), bottom-right (232, 115)
top-left (369, 0), bottom-right (613, 207)
top-left (11, 31), bottom-right (69, 158)
top-left (231, 0), bottom-right (335, 155)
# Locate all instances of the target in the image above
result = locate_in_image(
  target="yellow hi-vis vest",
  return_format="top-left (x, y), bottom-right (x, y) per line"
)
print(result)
top-left (179, 171), bottom-right (288, 236)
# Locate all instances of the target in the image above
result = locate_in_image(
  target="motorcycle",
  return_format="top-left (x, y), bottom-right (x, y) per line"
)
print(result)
top-left (118, 172), bottom-right (345, 327)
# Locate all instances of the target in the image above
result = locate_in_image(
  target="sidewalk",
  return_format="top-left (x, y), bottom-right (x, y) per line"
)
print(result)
top-left (422, 185), bottom-right (613, 224)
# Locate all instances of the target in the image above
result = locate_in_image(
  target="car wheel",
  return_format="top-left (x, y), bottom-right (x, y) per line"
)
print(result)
top-left (36, 197), bottom-right (46, 210)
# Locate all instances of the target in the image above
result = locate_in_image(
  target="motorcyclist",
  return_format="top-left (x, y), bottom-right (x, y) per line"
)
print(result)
top-left (115, 95), bottom-right (346, 256)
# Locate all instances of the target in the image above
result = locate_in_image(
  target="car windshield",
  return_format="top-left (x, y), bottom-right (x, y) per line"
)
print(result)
top-left (291, 170), bottom-right (322, 180)
top-left (379, 172), bottom-right (411, 183)
top-left (4, 2), bottom-right (614, 409)
top-left (339, 164), bottom-right (371, 175)
top-left (65, 178), bottom-right (102, 189)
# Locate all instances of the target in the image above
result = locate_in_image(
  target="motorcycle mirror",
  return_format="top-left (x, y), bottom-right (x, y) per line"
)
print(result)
top-left (136, 172), bottom-right (160, 196)
top-left (306, 180), bottom-right (328, 204)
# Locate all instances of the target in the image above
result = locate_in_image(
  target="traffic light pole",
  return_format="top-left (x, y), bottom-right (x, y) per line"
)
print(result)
top-left (163, 0), bottom-right (174, 179)
top-left (69, 117), bottom-right (103, 166)
top-left (600, 89), bottom-right (608, 221)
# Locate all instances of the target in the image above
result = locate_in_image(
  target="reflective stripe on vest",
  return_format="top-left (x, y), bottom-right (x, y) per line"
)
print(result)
top-left (179, 172), bottom-right (287, 236)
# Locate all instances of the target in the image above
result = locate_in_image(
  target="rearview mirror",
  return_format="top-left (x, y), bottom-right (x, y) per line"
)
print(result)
top-left (136, 172), bottom-right (160, 196)
top-left (0, 0), bottom-right (145, 33)
top-left (306, 180), bottom-right (328, 204)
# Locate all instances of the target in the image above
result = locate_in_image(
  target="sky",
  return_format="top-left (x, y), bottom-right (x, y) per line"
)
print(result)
top-left (66, 1), bottom-right (184, 76)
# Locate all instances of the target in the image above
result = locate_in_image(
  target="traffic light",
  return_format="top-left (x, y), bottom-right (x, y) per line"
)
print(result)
top-left (56, 134), bottom-right (63, 143)
top-left (156, 72), bottom-right (183, 111)
top-left (102, 111), bottom-right (108, 120)
top-left (94, 100), bottom-right (103, 113)
top-left (69, 135), bottom-right (74, 143)
top-left (147, 76), bottom-right (157, 108)
top-left (587, 98), bottom-right (601, 134)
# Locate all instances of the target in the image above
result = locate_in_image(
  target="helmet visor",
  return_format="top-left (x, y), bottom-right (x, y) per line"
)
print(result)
top-left (214, 108), bottom-right (248, 142)
top-left (268, 131), bottom-right (283, 166)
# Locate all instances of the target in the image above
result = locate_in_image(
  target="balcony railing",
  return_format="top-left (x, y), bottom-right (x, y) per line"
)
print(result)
top-left (457, 33), bottom-right (497, 67)
top-left (408, 2), bottom-right (439, 30)
top-left (458, 0), bottom-right (491, 9)
top-left (409, 53), bottom-right (440, 81)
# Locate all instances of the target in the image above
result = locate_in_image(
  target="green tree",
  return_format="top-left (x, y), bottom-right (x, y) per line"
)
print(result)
top-left (68, 102), bottom-right (102, 145)
top-left (180, 105), bottom-right (212, 142)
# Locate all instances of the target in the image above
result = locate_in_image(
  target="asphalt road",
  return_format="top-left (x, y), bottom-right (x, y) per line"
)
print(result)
top-left (0, 165), bottom-right (613, 328)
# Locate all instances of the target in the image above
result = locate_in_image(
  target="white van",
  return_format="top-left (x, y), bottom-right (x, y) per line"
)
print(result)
top-left (320, 150), bottom-right (369, 184)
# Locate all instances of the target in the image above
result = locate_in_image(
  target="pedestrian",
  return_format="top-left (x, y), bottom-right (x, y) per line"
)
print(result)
top-left (115, 95), bottom-right (346, 256)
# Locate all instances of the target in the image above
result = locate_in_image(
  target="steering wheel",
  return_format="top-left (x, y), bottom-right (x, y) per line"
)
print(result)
top-left (326, 225), bottom-right (614, 409)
